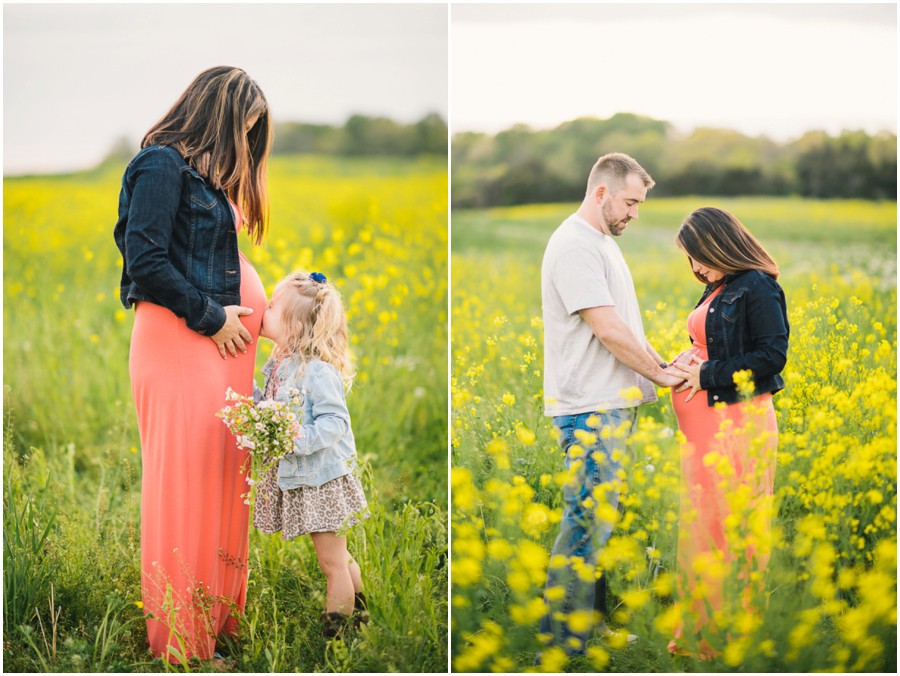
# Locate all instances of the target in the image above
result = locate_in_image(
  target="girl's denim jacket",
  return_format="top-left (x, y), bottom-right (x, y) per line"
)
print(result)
top-left (114, 145), bottom-right (241, 336)
top-left (254, 356), bottom-right (358, 490)
top-left (695, 269), bottom-right (790, 406)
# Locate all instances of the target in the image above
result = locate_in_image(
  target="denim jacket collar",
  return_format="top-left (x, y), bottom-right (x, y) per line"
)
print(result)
top-left (695, 269), bottom-right (764, 307)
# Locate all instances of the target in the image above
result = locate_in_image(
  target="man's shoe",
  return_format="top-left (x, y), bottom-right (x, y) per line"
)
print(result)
top-left (598, 622), bottom-right (638, 644)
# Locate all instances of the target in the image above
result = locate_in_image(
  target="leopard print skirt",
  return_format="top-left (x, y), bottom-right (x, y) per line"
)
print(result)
top-left (252, 467), bottom-right (368, 540)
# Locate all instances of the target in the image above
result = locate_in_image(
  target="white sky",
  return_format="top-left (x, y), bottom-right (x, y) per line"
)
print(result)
top-left (4, 3), bottom-right (896, 174)
top-left (451, 3), bottom-right (897, 140)
top-left (3, 3), bottom-right (448, 174)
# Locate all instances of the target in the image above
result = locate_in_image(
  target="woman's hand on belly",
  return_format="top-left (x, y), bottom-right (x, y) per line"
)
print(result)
top-left (669, 353), bottom-right (707, 403)
top-left (211, 305), bottom-right (255, 359)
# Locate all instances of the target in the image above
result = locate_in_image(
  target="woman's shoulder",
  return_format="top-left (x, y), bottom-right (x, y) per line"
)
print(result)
top-left (731, 269), bottom-right (782, 292)
top-left (126, 144), bottom-right (186, 176)
top-left (132, 144), bottom-right (184, 162)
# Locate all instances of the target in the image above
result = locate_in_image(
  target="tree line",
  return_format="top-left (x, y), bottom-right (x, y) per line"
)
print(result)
top-left (451, 113), bottom-right (897, 208)
top-left (102, 113), bottom-right (447, 167)
top-left (273, 112), bottom-right (447, 156)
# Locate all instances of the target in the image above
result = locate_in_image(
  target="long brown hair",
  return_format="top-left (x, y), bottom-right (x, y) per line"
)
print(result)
top-left (676, 207), bottom-right (779, 283)
top-left (142, 66), bottom-right (273, 244)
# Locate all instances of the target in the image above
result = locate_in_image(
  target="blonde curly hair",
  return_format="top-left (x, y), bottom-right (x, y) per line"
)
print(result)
top-left (271, 271), bottom-right (353, 386)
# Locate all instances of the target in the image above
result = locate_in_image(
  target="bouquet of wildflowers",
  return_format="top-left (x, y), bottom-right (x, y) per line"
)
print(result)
top-left (217, 386), bottom-right (304, 506)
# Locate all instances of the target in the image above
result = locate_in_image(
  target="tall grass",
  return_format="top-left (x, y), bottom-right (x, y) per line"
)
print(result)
top-left (450, 198), bottom-right (897, 672)
top-left (3, 156), bottom-right (448, 672)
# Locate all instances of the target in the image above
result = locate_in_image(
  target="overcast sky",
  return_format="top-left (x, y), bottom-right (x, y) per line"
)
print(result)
top-left (451, 3), bottom-right (897, 140)
top-left (3, 3), bottom-right (448, 174)
top-left (5, 3), bottom-right (896, 174)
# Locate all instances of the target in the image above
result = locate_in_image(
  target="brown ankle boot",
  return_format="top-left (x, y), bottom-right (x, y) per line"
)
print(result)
top-left (321, 611), bottom-right (351, 639)
top-left (352, 592), bottom-right (369, 627)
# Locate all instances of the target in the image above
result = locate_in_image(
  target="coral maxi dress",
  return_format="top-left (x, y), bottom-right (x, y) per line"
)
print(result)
top-left (670, 285), bottom-right (778, 651)
top-left (129, 203), bottom-right (266, 661)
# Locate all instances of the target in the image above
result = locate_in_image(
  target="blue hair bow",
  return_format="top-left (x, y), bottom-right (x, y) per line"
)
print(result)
top-left (310, 272), bottom-right (327, 284)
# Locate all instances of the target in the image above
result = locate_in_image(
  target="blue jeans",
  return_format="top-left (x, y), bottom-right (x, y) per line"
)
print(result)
top-left (539, 408), bottom-right (637, 655)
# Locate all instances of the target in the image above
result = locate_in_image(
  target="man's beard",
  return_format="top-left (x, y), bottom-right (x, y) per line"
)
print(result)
top-left (602, 200), bottom-right (629, 236)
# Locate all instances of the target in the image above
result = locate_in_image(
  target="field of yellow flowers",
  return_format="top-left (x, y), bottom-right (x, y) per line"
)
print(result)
top-left (3, 155), bottom-right (447, 672)
top-left (451, 197), bottom-right (897, 672)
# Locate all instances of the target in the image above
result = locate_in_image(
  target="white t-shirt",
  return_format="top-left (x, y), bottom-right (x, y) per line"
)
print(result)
top-left (541, 213), bottom-right (657, 415)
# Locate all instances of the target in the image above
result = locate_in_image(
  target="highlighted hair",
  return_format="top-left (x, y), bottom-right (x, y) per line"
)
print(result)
top-left (142, 66), bottom-right (273, 244)
top-left (676, 206), bottom-right (779, 282)
top-left (272, 272), bottom-right (354, 386)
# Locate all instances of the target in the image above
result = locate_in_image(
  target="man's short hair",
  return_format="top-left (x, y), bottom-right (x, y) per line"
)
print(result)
top-left (586, 153), bottom-right (655, 195)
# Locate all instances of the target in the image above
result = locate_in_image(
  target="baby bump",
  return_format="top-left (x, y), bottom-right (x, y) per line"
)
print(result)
top-left (238, 254), bottom-right (266, 339)
top-left (671, 386), bottom-right (710, 431)
top-left (669, 345), bottom-right (711, 438)
top-left (130, 300), bottom-right (258, 403)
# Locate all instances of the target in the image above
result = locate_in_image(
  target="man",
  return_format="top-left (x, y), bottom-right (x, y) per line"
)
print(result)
top-left (539, 152), bottom-right (682, 656)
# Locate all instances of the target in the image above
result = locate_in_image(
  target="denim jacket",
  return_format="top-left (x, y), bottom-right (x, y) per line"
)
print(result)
top-left (695, 269), bottom-right (790, 406)
top-left (254, 356), bottom-right (358, 489)
top-left (114, 145), bottom-right (241, 336)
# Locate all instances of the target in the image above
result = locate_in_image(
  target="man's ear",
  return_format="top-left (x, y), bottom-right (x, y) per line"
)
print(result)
top-left (593, 183), bottom-right (607, 203)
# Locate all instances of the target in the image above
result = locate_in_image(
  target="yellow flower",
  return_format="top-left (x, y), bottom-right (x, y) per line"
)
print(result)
top-left (587, 646), bottom-right (610, 669)
top-left (515, 425), bottom-right (536, 445)
top-left (723, 638), bottom-right (748, 666)
top-left (516, 540), bottom-right (549, 581)
top-left (619, 386), bottom-right (643, 403)
top-left (605, 630), bottom-right (629, 649)
top-left (485, 438), bottom-right (508, 456)
top-left (522, 503), bottom-right (552, 537)
top-left (487, 539), bottom-right (513, 560)
top-left (537, 646), bottom-right (567, 673)
top-left (732, 369), bottom-right (755, 398)
top-left (453, 557), bottom-right (482, 587)
top-left (573, 429), bottom-right (597, 446)
top-left (620, 588), bottom-right (650, 610)
top-left (507, 570), bottom-right (531, 594)
top-left (759, 639), bottom-right (776, 657)
top-left (544, 585), bottom-right (565, 602)
top-left (451, 467), bottom-right (479, 511)
top-left (509, 597), bottom-right (545, 625)
top-left (654, 605), bottom-right (680, 636)
top-left (565, 610), bottom-right (595, 633)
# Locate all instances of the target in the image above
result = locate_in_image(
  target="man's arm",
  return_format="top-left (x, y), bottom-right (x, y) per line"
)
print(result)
top-left (579, 306), bottom-right (682, 387)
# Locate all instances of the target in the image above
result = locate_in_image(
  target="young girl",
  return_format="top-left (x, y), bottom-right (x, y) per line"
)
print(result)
top-left (253, 270), bottom-right (368, 638)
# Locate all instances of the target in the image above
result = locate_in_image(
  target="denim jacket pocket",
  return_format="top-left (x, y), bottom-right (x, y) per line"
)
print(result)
top-left (277, 453), bottom-right (301, 479)
top-left (719, 288), bottom-right (746, 324)
top-left (183, 166), bottom-right (219, 209)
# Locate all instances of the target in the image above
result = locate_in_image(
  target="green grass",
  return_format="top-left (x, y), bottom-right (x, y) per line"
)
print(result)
top-left (450, 197), bottom-right (897, 672)
top-left (3, 155), bottom-right (448, 672)
top-left (452, 196), bottom-right (896, 258)
top-left (451, 196), bottom-right (897, 320)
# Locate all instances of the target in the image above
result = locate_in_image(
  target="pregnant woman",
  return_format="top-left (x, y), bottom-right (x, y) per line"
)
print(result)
top-left (666, 207), bottom-right (790, 659)
top-left (113, 66), bottom-right (272, 662)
